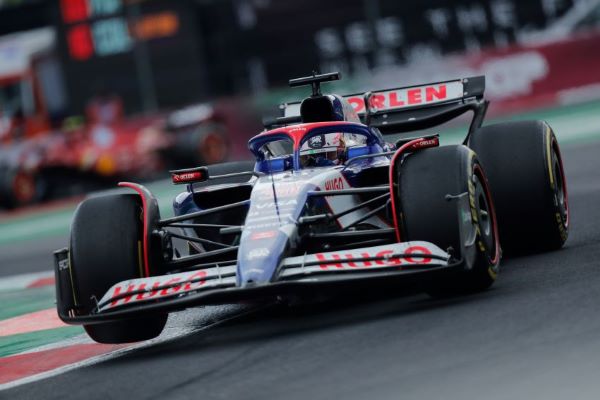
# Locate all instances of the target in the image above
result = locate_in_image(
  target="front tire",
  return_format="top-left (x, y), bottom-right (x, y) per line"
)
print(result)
top-left (70, 194), bottom-right (167, 343)
top-left (395, 145), bottom-right (500, 294)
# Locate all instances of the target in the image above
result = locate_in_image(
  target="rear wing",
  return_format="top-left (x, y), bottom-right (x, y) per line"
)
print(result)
top-left (275, 76), bottom-right (488, 135)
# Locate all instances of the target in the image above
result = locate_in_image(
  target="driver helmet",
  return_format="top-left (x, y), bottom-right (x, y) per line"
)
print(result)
top-left (299, 133), bottom-right (364, 167)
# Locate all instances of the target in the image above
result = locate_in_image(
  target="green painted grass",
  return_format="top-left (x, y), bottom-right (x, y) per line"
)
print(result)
top-left (0, 284), bottom-right (84, 359)
top-left (0, 286), bottom-right (56, 320)
top-left (0, 326), bottom-right (83, 358)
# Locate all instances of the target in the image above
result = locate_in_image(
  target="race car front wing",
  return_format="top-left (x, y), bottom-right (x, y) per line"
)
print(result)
top-left (54, 241), bottom-right (460, 324)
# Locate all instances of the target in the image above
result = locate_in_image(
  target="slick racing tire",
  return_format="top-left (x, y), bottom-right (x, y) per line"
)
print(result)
top-left (469, 121), bottom-right (569, 253)
top-left (396, 145), bottom-right (500, 294)
top-left (70, 194), bottom-right (167, 343)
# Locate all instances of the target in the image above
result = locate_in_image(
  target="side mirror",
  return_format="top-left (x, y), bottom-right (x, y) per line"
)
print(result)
top-left (170, 166), bottom-right (209, 184)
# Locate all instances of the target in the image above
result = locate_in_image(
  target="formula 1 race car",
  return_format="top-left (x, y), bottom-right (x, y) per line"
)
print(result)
top-left (54, 72), bottom-right (569, 344)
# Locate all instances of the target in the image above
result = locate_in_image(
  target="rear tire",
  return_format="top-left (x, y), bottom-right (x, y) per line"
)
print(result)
top-left (70, 194), bottom-right (167, 343)
top-left (469, 121), bottom-right (569, 253)
top-left (396, 145), bottom-right (500, 294)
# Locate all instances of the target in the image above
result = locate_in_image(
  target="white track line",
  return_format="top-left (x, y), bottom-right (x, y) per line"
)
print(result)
top-left (0, 271), bottom-right (54, 292)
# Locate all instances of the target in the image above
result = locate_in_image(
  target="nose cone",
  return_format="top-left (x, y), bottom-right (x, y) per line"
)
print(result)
top-left (236, 174), bottom-right (313, 287)
top-left (237, 229), bottom-right (291, 287)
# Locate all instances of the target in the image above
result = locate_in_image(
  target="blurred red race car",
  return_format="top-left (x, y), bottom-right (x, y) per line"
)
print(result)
top-left (0, 99), bottom-right (261, 209)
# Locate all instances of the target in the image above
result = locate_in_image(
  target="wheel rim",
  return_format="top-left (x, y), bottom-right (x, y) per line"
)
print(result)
top-left (552, 144), bottom-right (568, 227)
top-left (473, 164), bottom-right (500, 265)
top-left (473, 174), bottom-right (493, 251)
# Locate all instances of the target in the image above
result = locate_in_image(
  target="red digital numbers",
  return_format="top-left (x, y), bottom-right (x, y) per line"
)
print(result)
top-left (67, 24), bottom-right (94, 61)
top-left (60, 0), bottom-right (89, 24)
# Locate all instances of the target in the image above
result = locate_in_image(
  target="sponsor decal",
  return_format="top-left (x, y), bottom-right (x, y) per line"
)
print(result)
top-left (308, 134), bottom-right (325, 149)
top-left (279, 242), bottom-right (444, 279)
top-left (254, 199), bottom-right (298, 209)
top-left (288, 126), bottom-right (307, 133)
top-left (278, 185), bottom-right (302, 197)
top-left (57, 258), bottom-right (69, 271)
top-left (108, 270), bottom-right (207, 307)
top-left (324, 177), bottom-right (344, 191)
top-left (97, 265), bottom-right (237, 311)
top-left (246, 248), bottom-right (270, 260)
top-left (250, 230), bottom-right (277, 240)
top-left (246, 221), bottom-right (281, 230)
top-left (316, 245), bottom-right (433, 270)
top-left (409, 137), bottom-right (439, 150)
top-left (245, 215), bottom-right (281, 223)
top-left (174, 172), bottom-right (201, 182)
top-left (255, 183), bottom-right (302, 199)
top-left (171, 168), bottom-right (208, 184)
top-left (345, 81), bottom-right (462, 113)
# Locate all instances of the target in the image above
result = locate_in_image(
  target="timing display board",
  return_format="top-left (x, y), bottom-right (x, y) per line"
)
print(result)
top-left (55, 0), bottom-right (207, 115)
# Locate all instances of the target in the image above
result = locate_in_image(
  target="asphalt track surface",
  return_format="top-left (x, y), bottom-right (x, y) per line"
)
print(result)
top-left (4, 140), bottom-right (600, 399)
